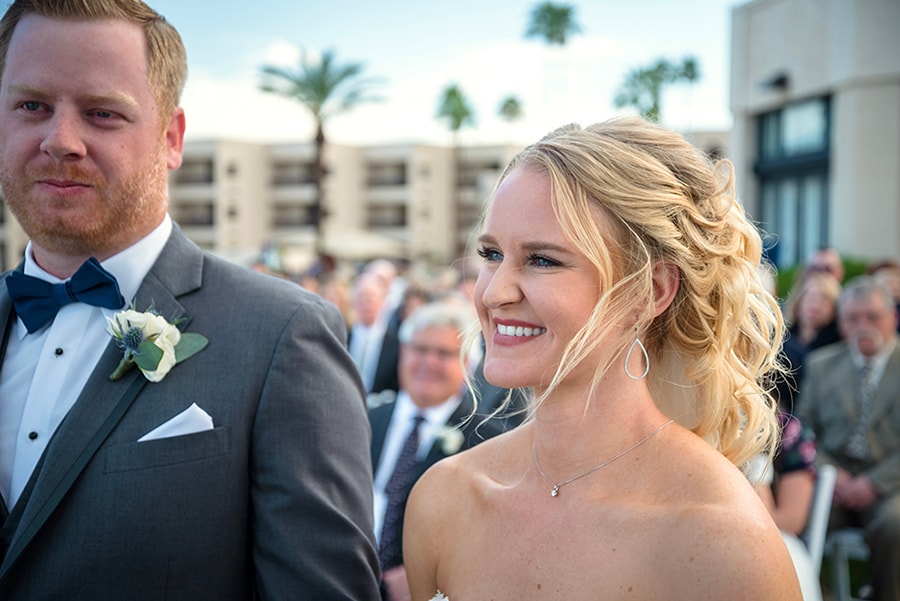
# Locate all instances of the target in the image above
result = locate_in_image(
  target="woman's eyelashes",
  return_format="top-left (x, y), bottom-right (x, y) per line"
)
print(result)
top-left (476, 245), bottom-right (502, 262)
top-left (527, 253), bottom-right (561, 268)
top-left (477, 245), bottom-right (562, 269)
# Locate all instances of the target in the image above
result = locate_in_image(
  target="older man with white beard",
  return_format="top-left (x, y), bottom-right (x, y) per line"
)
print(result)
top-left (799, 275), bottom-right (900, 601)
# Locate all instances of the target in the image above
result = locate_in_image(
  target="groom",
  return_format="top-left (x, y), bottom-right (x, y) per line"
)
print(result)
top-left (0, 1), bottom-right (380, 599)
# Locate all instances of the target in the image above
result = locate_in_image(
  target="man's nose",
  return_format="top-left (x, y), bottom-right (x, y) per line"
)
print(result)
top-left (39, 111), bottom-right (87, 161)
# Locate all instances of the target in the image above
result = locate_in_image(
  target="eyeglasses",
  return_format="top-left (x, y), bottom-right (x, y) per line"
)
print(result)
top-left (406, 343), bottom-right (460, 361)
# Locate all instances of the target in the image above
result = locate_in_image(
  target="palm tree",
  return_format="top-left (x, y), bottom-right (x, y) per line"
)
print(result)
top-left (524, 2), bottom-right (582, 125)
top-left (436, 83), bottom-right (475, 145)
top-left (613, 56), bottom-right (700, 123)
top-left (436, 83), bottom-right (475, 258)
top-left (260, 48), bottom-right (382, 256)
top-left (525, 1), bottom-right (582, 45)
top-left (498, 95), bottom-right (524, 123)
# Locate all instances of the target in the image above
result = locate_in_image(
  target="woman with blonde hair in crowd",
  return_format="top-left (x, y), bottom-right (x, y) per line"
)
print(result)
top-left (404, 117), bottom-right (801, 600)
top-left (783, 270), bottom-right (842, 352)
top-left (778, 270), bottom-right (842, 410)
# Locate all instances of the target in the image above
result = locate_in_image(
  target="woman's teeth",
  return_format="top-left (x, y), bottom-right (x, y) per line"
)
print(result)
top-left (497, 324), bottom-right (546, 337)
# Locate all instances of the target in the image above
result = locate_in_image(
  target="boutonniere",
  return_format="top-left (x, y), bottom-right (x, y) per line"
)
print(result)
top-left (436, 425), bottom-right (464, 455)
top-left (106, 307), bottom-right (208, 382)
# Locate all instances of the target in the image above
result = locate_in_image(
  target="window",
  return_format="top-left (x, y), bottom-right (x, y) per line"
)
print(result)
top-left (755, 97), bottom-right (830, 269)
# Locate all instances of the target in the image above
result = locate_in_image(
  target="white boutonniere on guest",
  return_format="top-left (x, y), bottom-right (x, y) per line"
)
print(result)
top-left (106, 307), bottom-right (208, 382)
top-left (436, 425), bottom-right (464, 455)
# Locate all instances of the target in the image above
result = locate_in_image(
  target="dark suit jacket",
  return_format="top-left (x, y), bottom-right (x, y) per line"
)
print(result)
top-left (798, 338), bottom-right (900, 494)
top-left (369, 391), bottom-right (502, 570)
top-left (348, 320), bottom-right (400, 394)
top-left (0, 227), bottom-right (381, 600)
top-left (469, 353), bottom-right (529, 430)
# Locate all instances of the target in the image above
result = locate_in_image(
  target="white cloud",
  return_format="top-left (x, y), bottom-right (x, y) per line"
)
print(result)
top-left (180, 31), bottom-right (732, 147)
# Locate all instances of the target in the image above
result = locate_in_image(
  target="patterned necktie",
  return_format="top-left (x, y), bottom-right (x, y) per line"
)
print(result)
top-left (6, 257), bottom-right (125, 333)
top-left (845, 361), bottom-right (874, 461)
top-left (378, 413), bottom-right (425, 569)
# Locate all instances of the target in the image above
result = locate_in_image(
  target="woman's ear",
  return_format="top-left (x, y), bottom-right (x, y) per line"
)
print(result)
top-left (650, 262), bottom-right (680, 317)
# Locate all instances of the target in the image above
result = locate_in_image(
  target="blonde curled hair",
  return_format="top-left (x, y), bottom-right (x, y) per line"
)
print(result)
top-left (473, 117), bottom-right (784, 467)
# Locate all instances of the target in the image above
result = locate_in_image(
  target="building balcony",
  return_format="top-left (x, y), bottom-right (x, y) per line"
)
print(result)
top-left (365, 186), bottom-right (410, 205)
top-left (170, 182), bottom-right (216, 203)
top-left (271, 185), bottom-right (317, 204)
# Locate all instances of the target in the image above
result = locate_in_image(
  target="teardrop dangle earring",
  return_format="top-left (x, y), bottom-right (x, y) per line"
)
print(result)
top-left (624, 327), bottom-right (650, 380)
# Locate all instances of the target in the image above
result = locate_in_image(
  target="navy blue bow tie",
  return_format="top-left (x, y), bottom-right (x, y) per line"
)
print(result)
top-left (6, 257), bottom-right (125, 333)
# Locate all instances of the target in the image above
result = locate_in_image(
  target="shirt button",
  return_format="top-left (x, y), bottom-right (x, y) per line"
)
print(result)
top-left (55, 348), bottom-right (64, 356)
top-left (28, 431), bottom-right (38, 440)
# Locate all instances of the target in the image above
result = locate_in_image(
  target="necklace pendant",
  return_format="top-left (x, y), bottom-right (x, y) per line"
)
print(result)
top-left (550, 485), bottom-right (559, 497)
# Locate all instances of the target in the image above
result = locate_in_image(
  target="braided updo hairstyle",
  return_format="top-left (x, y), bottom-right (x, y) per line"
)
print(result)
top-left (479, 117), bottom-right (784, 466)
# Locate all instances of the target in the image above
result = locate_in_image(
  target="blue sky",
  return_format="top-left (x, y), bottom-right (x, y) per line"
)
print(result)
top-left (149, 0), bottom-right (743, 146)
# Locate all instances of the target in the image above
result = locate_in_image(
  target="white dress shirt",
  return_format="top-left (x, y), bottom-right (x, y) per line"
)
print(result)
top-left (372, 391), bottom-right (459, 542)
top-left (851, 336), bottom-right (896, 389)
top-left (0, 215), bottom-right (172, 509)
top-left (349, 319), bottom-right (387, 393)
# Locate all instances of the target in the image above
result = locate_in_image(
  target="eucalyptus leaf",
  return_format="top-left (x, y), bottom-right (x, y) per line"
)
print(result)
top-left (175, 333), bottom-right (209, 363)
top-left (134, 340), bottom-right (164, 371)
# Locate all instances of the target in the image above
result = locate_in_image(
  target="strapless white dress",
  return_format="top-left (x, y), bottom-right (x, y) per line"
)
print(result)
top-left (427, 592), bottom-right (449, 601)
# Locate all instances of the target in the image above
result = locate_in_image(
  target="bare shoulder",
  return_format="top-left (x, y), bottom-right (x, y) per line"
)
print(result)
top-left (648, 428), bottom-right (802, 599)
top-left (405, 431), bottom-right (518, 598)
top-left (408, 430), bottom-right (512, 522)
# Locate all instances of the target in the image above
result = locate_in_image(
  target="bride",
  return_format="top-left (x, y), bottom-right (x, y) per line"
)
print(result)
top-left (404, 118), bottom-right (802, 600)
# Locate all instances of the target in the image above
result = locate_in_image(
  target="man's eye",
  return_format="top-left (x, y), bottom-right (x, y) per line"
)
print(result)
top-left (22, 101), bottom-right (41, 111)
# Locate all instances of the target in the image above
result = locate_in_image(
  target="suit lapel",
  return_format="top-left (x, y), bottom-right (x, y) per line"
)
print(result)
top-left (0, 286), bottom-right (14, 520)
top-left (420, 395), bottom-right (473, 468)
top-left (369, 398), bottom-right (397, 472)
top-left (0, 227), bottom-right (204, 579)
top-left (0, 339), bottom-right (146, 578)
top-left (868, 343), bottom-right (900, 423)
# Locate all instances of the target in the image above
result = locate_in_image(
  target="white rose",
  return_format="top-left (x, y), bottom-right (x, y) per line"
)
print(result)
top-left (438, 426), bottom-right (464, 455)
top-left (140, 316), bottom-right (180, 382)
top-left (106, 309), bottom-right (182, 382)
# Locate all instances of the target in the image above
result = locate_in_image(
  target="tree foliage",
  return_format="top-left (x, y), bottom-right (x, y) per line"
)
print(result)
top-left (613, 56), bottom-right (700, 122)
top-left (498, 95), bottom-right (524, 122)
top-left (259, 48), bottom-right (383, 129)
top-left (436, 83), bottom-right (475, 133)
top-left (525, 1), bottom-right (582, 46)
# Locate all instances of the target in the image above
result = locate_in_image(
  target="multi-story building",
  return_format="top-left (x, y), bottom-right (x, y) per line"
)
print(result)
top-left (165, 139), bottom-right (520, 274)
top-left (0, 140), bottom-right (520, 273)
top-left (729, 0), bottom-right (900, 269)
top-left (0, 133), bottom-right (731, 274)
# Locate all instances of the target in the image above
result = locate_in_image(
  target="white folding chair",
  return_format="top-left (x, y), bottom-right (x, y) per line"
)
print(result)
top-left (802, 463), bottom-right (837, 576)
top-left (824, 527), bottom-right (870, 601)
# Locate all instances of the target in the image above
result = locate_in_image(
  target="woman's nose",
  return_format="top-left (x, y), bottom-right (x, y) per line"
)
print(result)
top-left (480, 263), bottom-right (523, 309)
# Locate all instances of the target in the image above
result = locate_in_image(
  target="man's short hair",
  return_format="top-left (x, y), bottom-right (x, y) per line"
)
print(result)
top-left (0, 0), bottom-right (187, 116)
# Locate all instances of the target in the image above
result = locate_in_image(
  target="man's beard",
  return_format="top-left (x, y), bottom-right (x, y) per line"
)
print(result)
top-left (0, 148), bottom-right (168, 258)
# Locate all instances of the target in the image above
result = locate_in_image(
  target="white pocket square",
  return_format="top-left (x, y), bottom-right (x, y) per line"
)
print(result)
top-left (138, 403), bottom-right (214, 442)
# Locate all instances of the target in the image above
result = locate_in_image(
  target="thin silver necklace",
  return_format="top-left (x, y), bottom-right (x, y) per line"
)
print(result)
top-left (532, 419), bottom-right (674, 497)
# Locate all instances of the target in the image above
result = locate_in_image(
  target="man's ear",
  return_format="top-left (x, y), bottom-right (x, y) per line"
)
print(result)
top-left (650, 261), bottom-right (680, 317)
top-left (165, 107), bottom-right (186, 170)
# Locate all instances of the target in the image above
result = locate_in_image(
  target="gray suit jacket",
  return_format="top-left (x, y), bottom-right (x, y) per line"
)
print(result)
top-left (798, 338), bottom-right (900, 495)
top-left (0, 227), bottom-right (381, 600)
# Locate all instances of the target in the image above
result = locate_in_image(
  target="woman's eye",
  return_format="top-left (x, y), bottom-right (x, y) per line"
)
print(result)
top-left (477, 246), bottom-right (502, 262)
top-left (529, 254), bottom-right (559, 268)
